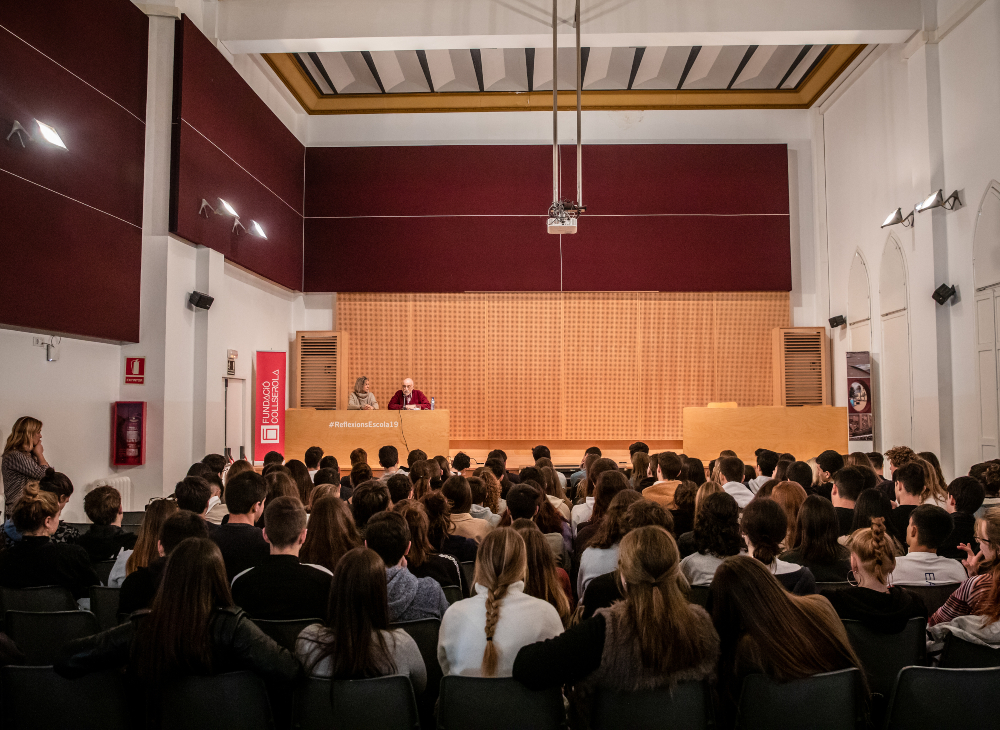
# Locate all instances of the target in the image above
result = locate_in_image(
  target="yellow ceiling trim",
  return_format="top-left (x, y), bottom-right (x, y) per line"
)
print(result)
top-left (264, 45), bottom-right (864, 115)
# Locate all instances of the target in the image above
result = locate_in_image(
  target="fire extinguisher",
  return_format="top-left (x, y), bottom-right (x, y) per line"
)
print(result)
top-left (119, 415), bottom-right (142, 463)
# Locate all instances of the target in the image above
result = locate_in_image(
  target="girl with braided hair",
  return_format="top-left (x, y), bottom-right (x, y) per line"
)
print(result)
top-left (822, 516), bottom-right (927, 633)
top-left (437, 528), bottom-right (563, 677)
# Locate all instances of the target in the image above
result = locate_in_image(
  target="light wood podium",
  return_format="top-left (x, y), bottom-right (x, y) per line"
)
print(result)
top-left (682, 406), bottom-right (847, 464)
top-left (285, 409), bottom-right (450, 464)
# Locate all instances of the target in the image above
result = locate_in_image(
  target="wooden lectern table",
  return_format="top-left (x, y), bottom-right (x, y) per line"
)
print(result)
top-left (285, 409), bottom-right (450, 465)
top-left (682, 406), bottom-right (847, 464)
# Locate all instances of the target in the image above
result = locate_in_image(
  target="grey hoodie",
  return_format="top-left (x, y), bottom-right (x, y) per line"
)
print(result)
top-left (386, 565), bottom-right (451, 623)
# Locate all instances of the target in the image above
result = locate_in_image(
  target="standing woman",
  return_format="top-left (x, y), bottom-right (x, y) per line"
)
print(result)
top-left (2, 417), bottom-right (49, 521)
top-left (348, 376), bottom-right (379, 410)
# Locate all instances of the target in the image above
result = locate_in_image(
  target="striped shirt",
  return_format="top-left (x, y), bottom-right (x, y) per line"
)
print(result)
top-left (928, 573), bottom-right (993, 627)
top-left (0, 450), bottom-right (46, 518)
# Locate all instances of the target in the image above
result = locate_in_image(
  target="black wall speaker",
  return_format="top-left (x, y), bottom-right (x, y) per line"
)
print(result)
top-left (829, 315), bottom-right (847, 328)
top-left (188, 291), bottom-right (214, 310)
top-left (932, 284), bottom-right (957, 305)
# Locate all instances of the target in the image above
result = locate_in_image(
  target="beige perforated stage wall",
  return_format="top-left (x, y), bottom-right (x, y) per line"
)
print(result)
top-left (337, 292), bottom-right (789, 440)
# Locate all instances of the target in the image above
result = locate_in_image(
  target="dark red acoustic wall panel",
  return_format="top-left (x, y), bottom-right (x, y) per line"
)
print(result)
top-left (171, 17), bottom-right (304, 290)
top-left (303, 144), bottom-right (790, 293)
top-left (0, 0), bottom-right (146, 341)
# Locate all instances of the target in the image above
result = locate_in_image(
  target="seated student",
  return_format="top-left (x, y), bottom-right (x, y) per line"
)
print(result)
top-left (467, 477), bottom-right (501, 527)
top-left (305, 446), bottom-right (324, 481)
top-left (676, 482), bottom-right (723, 557)
top-left (748, 449), bottom-right (780, 495)
top-left (119, 511), bottom-right (209, 615)
top-left (575, 471), bottom-right (631, 551)
top-left (285, 460), bottom-right (314, 508)
top-left (643, 452), bottom-right (684, 509)
top-left (710, 556), bottom-right (863, 726)
top-left (346, 463), bottom-right (374, 503)
top-left (771, 481), bottom-right (808, 549)
top-left (974, 462), bottom-right (1000, 518)
top-left (387, 473), bottom-right (414, 505)
top-left (393, 500), bottom-right (461, 591)
top-left (438, 528), bottom-right (564, 677)
top-left (929, 507), bottom-right (1000, 627)
top-left (202, 471), bottom-right (229, 525)
top-left (377, 446), bottom-right (402, 482)
top-left (4, 468), bottom-right (82, 548)
top-left (452, 452), bottom-right (471, 476)
top-left (569, 447), bottom-right (601, 491)
top-left (231, 497), bottom-right (333, 620)
top-left (77, 486), bottom-right (138, 563)
top-left (295, 547), bottom-right (426, 693)
top-left (339, 449), bottom-right (364, 494)
top-left (890, 462), bottom-right (925, 539)
top-left (850, 489), bottom-right (904, 553)
top-left (210, 471), bottom-right (270, 582)
top-left (814, 450), bottom-right (845, 501)
top-left (571, 458), bottom-right (618, 536)
top-left (823, 517), bottom-right (927, 633)
top-left (577, 491), bottom-right (645, 598)
top-left (442, 476), bottom-right (493, 543)
top-left (669, 481), bottom-right (697, 538)
top-left (300, 496), bottom-right (362, 574)
top-left (717, 457), bottom-right (754, 508)
top-left (421, 491), bottom-right (478, 564)
top-left (507, 484), bottom-right (567, 568)
top-left (0, 484), bottom-right (100, 597)
top-left (831, 466), bottom-right (865, 537)
top-left (741, 498), bottom-right (816, 595)
top-left (174, 476), bottom-right (218, 534)
top-left (786, 460), bottom-right (817, 498)
top-left (56, 538), bottom-right (300, 700)
top-left (512, 520), bottom-right (572, 625)
top-left (679, 492), bottom-right (742, 587)
top-left (514, 525), bottom-right (718, 713)
top-left (363, 512), bottom-right (449, 623)
top-left (891, 505), bottom-right (968, 586)
top-left (780, 496), bottom-right (852, 582)
top-left (940, 476), bottom-right (985, 561)
top-left (112, 499), bottom-right (179, 588)
top-left (352, 481), bottom-right (390, 534)
top-left (311, 467), bottom-right (341, 503)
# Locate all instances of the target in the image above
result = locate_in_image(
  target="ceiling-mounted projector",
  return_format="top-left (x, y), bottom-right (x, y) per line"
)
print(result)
top-left (547, 200), bottom-right (585, 234)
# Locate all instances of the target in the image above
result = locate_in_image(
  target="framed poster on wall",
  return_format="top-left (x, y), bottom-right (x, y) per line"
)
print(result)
top-left (847, 351), bottom-right (873, 442)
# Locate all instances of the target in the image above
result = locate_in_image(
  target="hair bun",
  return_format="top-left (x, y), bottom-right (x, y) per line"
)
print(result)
top-left (43, 467), bottom-right (56, 479)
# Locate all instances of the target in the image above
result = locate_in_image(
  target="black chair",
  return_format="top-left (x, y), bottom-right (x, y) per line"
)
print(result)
top-left (884, 666), bottom-right (1000, 729)
top-left (65, 522), bottom-right (92, 536)
top-left (392, 617), bottom-right (443, 723)
top-left (593, 681), bottom-right (711, 730)
top-left (293, 675), bottom-right (419, 730)
top-left (251, 618), bottom-right (322, 652)
top-left (0, 586), bottom-right (76, 618)
top-left (736, 668), bottom-right (864, 730)
top-left (121, 511), bottom-right (144, 526)
top-left (815, 581), bottom-right (851, 592)
top-left (903, 583), bottom-right (960, 616)
top-left (437, 676), bottom-right (566, 730)
top-left (841, 617), bottom-right (925, 725)
top-left (6, 610), bottom-right (100, 665)
top-left (442, 585), bottom-right (463, 604)
top-left (1, 665), bottom-right (129, 730)
top-left (93, 560), bottom-right (117, 586)
top-left (161, 671), bottom-right (274, 730)
top-left (460, 561), bottom-right (475, 592)
top-left (687, 585), bottom-right (710, 606)
top-left (89, 586), bottom-right (122, 632)
top-left (939, 633), bottom-right (1000, 668)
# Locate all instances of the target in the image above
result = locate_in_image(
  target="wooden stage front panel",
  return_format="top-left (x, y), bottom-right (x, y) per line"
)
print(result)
top-left (682, 406), bottom-right (848, 464)
top-left (285, 409), bottom-right (450, 464)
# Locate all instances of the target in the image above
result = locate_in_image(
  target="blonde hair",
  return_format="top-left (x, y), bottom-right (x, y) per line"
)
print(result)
top-left (914, 457), bottom-right (949, 505)
top-left (846, 516), bottom-right (896, 584)
top-left (473, 528), bottom-right (527, 676)
top-left (12, 482), bottom-right (60, 533)
top-left (4, 417), bottom-right (42, 455)
top-left (127, 499), bottom-right (180, 574)
top-left (473, 467), bottom-right (502, 514)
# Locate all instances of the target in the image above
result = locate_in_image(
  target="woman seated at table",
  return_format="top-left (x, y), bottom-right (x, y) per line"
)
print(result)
top-left (348, 376), bottom-right (379, 410)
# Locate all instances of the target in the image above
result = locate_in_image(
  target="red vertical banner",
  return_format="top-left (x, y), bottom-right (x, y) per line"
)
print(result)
top-left (254, 351), bottom-right (286, 462)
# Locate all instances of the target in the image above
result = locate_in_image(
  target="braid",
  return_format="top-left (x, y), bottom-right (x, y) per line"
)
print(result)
top-left (474, 528), bottom-right (527, 677)
top-left (481, 583), bottom-right (511, 677)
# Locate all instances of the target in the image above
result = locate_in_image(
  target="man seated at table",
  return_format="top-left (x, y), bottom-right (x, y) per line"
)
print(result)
top-left (388, 378), bottom-right (431, 410)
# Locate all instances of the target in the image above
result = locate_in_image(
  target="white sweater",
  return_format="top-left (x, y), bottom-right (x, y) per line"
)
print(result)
top-left (437, 581), bottom-right (564, 677)
top-left (577, 544), bottom-right (620, 597)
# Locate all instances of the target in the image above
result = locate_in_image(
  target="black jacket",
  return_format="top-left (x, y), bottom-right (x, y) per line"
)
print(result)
top-left (408, 554), bottom-right (461, 592)
top-left (835, 507), bottom-right (855, 537)
top-left (230, 555), bottom-right (332, 620)
top-left (780, 546), bottom-right (851, 583)
top-left (0, 535), bottom-right (99, 598)
top-left (939, 511), bottom-right (979, 561)
top-left (210, 523), bottom-right (270, 582)
top-left (76, 524), bottom-right (138, 563)
top-left (822, 585), bottom-right (927, 633)
top-left (889, 505), bottom-right (918, 545)
top-left (118, 558), bottom-right (167, 615)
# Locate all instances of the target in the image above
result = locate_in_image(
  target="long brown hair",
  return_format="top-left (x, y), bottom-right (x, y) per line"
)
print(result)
top-left (771, 481), bottom-right (808, 548)
top-left (474, 528), bottom-right (527, 677)
top-left (410, 460), bottom-right (433, 501)
top-left (587, 490), bottom-right (644, 550)
top-left (793, 495), bottom-right (843, 564)
top-left (285, 459), bottom-right (314, 507)
top-left (618, 526), bottom-right (714, 672)
top-left (582, 458), bottom-right (619, 499)
top-left (711, 555), bottom-right (862, 695)
top-left (473, 468), bottom-right (502, 513)
top-left (631, 452), bottom-right (651, 489)
top-left (393, 499), bottom-right (438, 568)
top-left (3, 417), bottom-right (42, 454)
top-left (741, 498), bottom-right (787, 566)
top-left (421, 491), bottom-right (455, 551)
top-left (305, 547), bottom-right (397, 679)
top-left (134, 538), bottom-right (233, 680)
top-left (127, 499), bottom-right (180, 574)
top-left (513, 521), bottom-right (571, 626)
top-left (300, 496), bottom-right (362, 573)
top-left (976, 508), bottom-right (1000, 624)
top-left (224, 460), bottom-right (254, 486)
top-left (590, 471), bottom-right (631, 525)
top-left (915, 457), bottom-right (949, 505)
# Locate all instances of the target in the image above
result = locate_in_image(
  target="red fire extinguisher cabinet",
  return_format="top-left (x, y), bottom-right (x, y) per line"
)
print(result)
top-left (111, 401), bottom-right (146, 466)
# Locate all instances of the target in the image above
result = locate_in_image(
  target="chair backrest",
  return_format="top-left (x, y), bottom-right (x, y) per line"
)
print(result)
top-left (251, 618), bottom-right (322, 653)
top-left (293, 675), bottom-right (419, 730)
top-left (902, 584), bottom-right (960, 616)
top-left (459, 561), bottom-right (475, 592)
top-left (939, 633), bottom-right (1000, 668)
top-left (593, 681), bottom-right (710, 730)
top-left (442, 585), bottom-right (463, 604)
top-left (1, 665), bottom-right (129, 730)
top-left (842, 617), bottom-right (926, 700)
top-left (884, 666), bottom-right (1000, 730)
top-left (89, 586), bottom-right (122, 632)
top-left (391, 618), bottom-right (442, 698)
top-left (688, 585), bottom-right (710, 606)
top-left (437, 676), bottom-right (566, 730)
top-left (93, 560), bottom-right (117, 587)
top-left (161, 671), bottom-right (274, 730)
top-left (121, 511), bottom-right (144, 526)
top-left (815, 581), bottom-right (851, 592)
top-left (65, 522), bottom-right (92, 536)
top-left (737, 668), bottom-right (863, 730)
top-left (6, 610), bottom-right (100, 666)
top-left (0, 586), bottom-right (76, 617)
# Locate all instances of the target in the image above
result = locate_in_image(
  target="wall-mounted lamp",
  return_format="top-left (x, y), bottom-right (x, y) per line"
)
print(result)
top-left (198, 199), bottom-right (216, 217)
top-left (916, 189), bottom-right (961, 213)
top-left (882, 208), bottom-right (914, 228)
top-left (829, 315), bottom-right (847, 328)
top-left (216, 198), bottom-right (239, 218)
top-left (198, 197), bottom-right (266, 237)
top-left (6, 120), bottom-right (30, 147)
top-left (232, 218), bottom-right (246, 235)
top-left (932, 283), bottom-right (957, 305)
top-left (35, 120), bottom-right (66, 149)
top-left (249, 220), bottom-right (267, 239)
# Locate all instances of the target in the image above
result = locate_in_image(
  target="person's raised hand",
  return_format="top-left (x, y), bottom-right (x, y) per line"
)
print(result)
top-left (31, 439), bottom-right (48, 466)
top-left (960, 543), bottom-right (983, 576)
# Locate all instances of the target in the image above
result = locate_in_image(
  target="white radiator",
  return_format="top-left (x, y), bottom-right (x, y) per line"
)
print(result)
top-left (90, 476), bottom-right (134, 511)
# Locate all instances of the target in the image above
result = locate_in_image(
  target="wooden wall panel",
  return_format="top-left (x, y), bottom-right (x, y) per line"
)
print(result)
top-left (336, 291), bottom-right (789, 442)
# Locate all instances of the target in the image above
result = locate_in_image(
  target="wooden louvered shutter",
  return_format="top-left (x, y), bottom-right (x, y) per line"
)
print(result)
top-left (772, 327), bottom-right (829, 406)
top-left (293, 331), bottom-right (349, 409)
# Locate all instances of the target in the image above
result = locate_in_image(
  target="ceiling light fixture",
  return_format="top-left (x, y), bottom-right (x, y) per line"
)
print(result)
top-left (546, 0), bottom-right (585, 234)
top-left (881, 208), bottom-right (914, 228)
top-left (249, 220), bottom-right (267, 239)
top-left (915, 189), bottom-right (961, 213)
top-left (6, 120), bottom-right (30, 147)
top-left (35, 120), bottom-right (66, 149)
